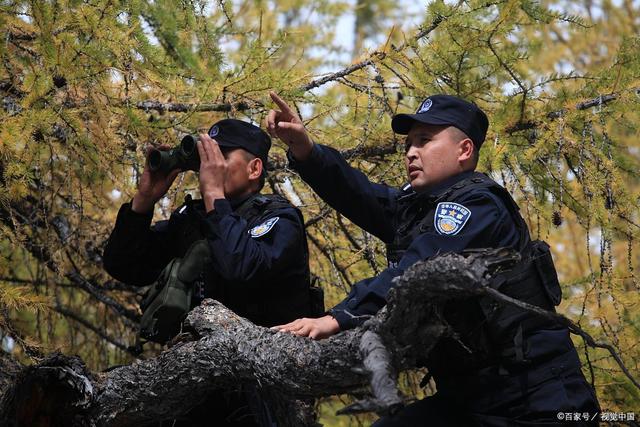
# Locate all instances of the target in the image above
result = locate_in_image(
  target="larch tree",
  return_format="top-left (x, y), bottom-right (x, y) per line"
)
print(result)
top-left (0, 0), bottom-right (639, 425)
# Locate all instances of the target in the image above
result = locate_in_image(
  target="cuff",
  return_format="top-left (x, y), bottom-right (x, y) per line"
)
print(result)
top-left (118, 202), bottom-right (153, 227)
top-left (328, 307), bottom-right (368, 330)
top-left (204, 198), bottom-right (232, 237)
top-left (206, 198), bottom-right (233, 217)
top-left (286, 143), bottom-right (322, 170)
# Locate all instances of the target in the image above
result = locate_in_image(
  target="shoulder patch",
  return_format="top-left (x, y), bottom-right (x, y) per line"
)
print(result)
top-left (249, 217), bottom-right (279, 238)
top-left (434, 202), bottom-right (471, 236)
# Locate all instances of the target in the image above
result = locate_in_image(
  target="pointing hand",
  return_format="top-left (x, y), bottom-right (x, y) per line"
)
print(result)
top-left (265, 91), bottom-right (314, 161)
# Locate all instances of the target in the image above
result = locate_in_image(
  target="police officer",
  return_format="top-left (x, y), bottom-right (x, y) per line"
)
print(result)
top-left (103, 118), bottom-right (312, 426)
top-left (267, 92), bottom-right (600, 426)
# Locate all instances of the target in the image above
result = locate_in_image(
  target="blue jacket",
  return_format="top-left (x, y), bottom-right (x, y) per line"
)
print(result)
top-left (290, 143), bottom-right (600, 421)
top-left (103, 193), bottom-right (312, 327)
top-left (290, 144), bottom-right (522, 329)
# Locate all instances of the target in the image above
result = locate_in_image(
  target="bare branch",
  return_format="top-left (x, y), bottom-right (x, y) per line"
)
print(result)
top-left (481, 286), bottom-right (640, 391)
top-left (300, 58), bottom-right (376, 92)
top-left (135, 100), bottom-right (251, 113)
top-left (2, 248), bottom-right (631, 425)
top-left (507, 87), bottom-right (640, 133)
top-left (53, 305), bottom-right (136, 356)
top-left (339, 330), bottom-right (404, 416)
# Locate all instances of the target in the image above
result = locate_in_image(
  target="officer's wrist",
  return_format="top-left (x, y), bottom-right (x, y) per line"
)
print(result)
top-left (204, 192), bottom-right (225, 213)
top-left (329, 309), bottom-right (361, 331)
top-left (131, 194), bottom-right (155, 214)
top-left (324, 314), bottom-right (341, 334)
top-left (287, 142), bottom-right (318, 166)
top-left (289, 140), bottom-right (314, 162)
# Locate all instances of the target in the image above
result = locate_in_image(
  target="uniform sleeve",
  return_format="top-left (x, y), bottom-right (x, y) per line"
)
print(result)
top-left (289, 144), bottom-right (399, 243)
top-left (329, 191), bottom-right (522, 330)
top-left (202, 199), bottom-right (305, 284)
top-left (102, 202), bottom-right (176, 286)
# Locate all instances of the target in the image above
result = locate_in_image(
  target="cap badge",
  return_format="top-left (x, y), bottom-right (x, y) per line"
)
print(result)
top-left (434, 202), bottom-right (471, 235)
top-left (417, 99), bottom-right (433, 114)
top-left (209, 125), bottom-right (219, 137)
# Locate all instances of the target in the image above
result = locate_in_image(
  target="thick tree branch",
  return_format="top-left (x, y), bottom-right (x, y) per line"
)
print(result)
top-left (0, 249), bottom-right (511, 425)
top-left (93, 300), bottom-right (364, 426)
top-left (2, 248), bottom-right (635, 426)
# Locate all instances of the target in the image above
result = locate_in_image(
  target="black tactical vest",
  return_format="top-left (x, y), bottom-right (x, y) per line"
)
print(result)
top-left (167, 193), bottom-right (314, 327)
top-left (169, 193), bottom-right (297, 256)
top-left (385, 173), bottom-right (563, 376)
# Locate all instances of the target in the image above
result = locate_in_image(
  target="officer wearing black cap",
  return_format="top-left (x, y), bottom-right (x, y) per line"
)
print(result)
top-left (208, 118), bottom-right (272, 167)
top-left (103, 118), bottom-right (313, 426)
top-left (267, 93), bottom-right (600, 425)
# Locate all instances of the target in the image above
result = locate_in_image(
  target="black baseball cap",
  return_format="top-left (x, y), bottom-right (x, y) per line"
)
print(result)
top-left (391, 95), bottom-right (489, 148)
top-left (207, 119), bottom-right (271, 167)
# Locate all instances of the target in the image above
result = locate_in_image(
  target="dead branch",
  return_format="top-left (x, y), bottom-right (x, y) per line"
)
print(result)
top-left (0, 249), bottom-right (512, 426)
top-left (2, 248), bottom-right (636, 426)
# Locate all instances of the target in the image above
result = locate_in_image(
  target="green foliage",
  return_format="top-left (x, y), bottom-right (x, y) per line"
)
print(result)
top-left (0, 285), bottom-right (50, 313)
top-left (1, 0), bottom-right (639, 422)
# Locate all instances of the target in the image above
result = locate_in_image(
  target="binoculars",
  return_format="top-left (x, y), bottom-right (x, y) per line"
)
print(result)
top-left (148, 135), bottom-right (200, 172)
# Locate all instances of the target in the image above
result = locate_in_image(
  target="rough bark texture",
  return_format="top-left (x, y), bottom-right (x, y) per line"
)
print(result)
top-left (0, 351), bottom-right (21, 399)
top-left (337, 331), bottom-right (404, 416)
top-left (0, 249), bottom-right (520, 427)
top-left (93, 301), bottom-right (364, 426)
top-left (0, 353), bottom-right (95, 426)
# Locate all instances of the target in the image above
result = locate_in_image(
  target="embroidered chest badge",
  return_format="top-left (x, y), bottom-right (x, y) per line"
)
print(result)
top-left (434, 202), bottom-right (471, 235)
top-left (249, 217), bottom-right (279, 238)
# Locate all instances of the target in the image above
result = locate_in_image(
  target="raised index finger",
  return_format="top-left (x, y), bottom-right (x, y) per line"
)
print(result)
top-left (269, 91), bottom-right (296, 116)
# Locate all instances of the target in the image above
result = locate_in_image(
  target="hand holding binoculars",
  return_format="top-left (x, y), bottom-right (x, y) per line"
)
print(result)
top-left (148, 135), bottom-right (200, 172)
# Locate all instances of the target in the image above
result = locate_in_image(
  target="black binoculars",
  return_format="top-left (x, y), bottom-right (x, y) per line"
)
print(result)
top-left (148, 135), bottom-right (200, 172)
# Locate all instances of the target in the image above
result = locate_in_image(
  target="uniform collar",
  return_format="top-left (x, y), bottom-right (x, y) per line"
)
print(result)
top-left (418, 170), bottom-right (476, 198)
top-left (229, 192), bottom-right (259, 210)
top-left (181, 193), bottom-right (258, 213)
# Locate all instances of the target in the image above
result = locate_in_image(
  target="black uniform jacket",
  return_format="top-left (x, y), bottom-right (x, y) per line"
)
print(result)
top-left (289, 144), bottom-right (600, 420)
top-left (290, 144), bottom-right (522, 329)
top-left (103, 195), bottom-right (311, 327)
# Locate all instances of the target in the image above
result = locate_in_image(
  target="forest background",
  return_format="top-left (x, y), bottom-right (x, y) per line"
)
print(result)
top-left (0, 0), bottom-right (639, 425)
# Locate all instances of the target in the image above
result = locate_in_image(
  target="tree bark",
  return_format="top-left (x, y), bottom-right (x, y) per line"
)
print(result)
top-left (0, 350), bottom-right (21, 399)
top-left (0, 249), bottom-right (521, 426)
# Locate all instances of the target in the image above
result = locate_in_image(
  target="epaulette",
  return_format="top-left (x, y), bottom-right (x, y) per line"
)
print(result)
top-left (252, 195), bottom-right (272, 207)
